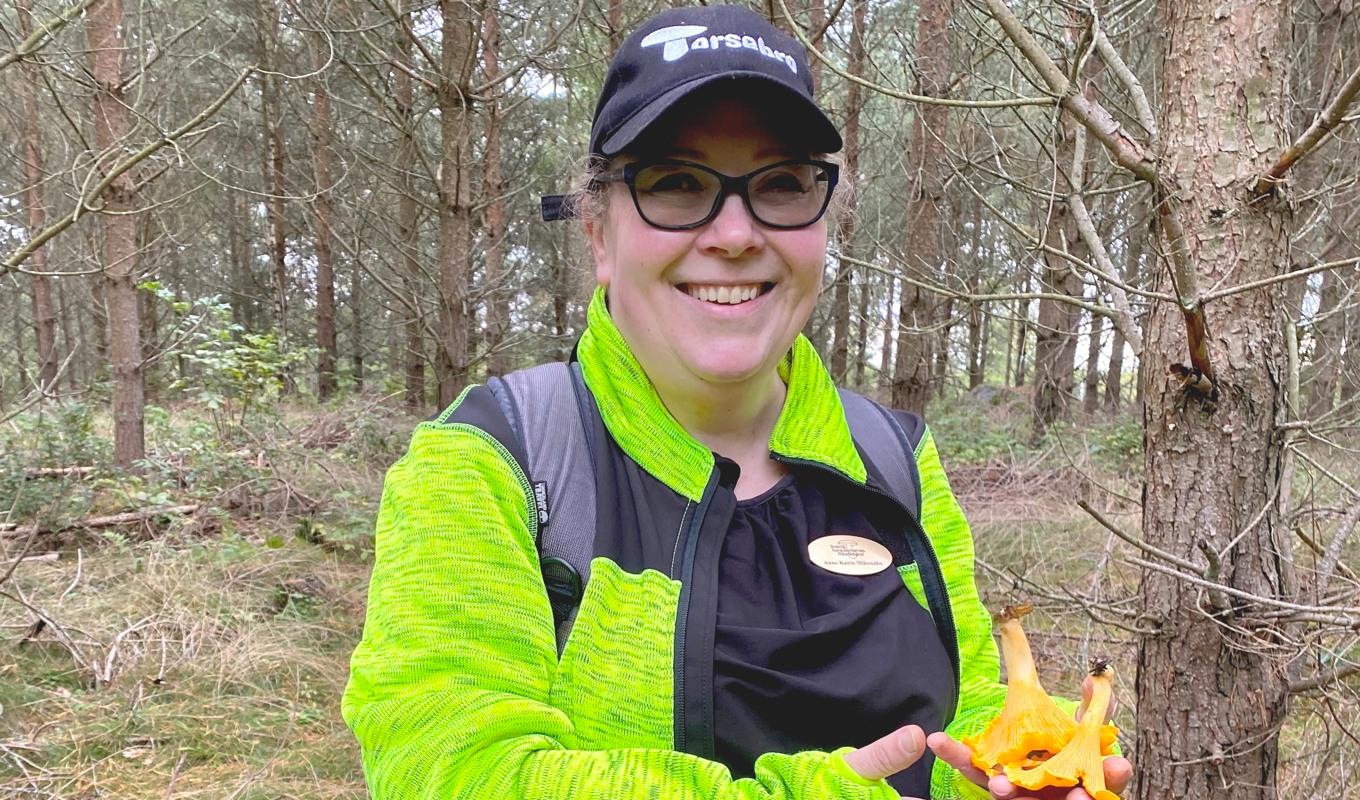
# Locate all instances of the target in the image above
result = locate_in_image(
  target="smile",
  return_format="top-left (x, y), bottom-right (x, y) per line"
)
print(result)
top-left (678, 282), bottom-right (772, 305)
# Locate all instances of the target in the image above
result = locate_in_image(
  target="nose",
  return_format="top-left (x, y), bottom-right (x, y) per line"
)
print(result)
top-left (698, 192), bottom-right (764, 258)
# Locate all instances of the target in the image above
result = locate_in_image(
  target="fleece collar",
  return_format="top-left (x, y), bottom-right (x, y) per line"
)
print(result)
top-left (576, 287), bottom-right (865, 502)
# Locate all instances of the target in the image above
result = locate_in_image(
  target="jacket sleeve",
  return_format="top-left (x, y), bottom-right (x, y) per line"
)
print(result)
top-left (914, 428), bottom-right (1005, 800)
top-left (342, 421), bottom-right (900, 800)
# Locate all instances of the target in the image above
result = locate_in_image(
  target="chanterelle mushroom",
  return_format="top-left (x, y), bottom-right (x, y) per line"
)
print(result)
top-left (961, 604), bottom-right (1078, 773)
top-left (1006, 658), bottom-right (1121, 800)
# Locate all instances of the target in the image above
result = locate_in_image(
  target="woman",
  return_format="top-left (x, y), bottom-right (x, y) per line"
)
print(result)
top-left (343, 6), bottom-right (1131, 799)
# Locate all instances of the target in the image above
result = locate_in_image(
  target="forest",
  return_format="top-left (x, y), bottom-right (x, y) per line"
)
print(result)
top-left (1, 0), bottom-right (1358, 798)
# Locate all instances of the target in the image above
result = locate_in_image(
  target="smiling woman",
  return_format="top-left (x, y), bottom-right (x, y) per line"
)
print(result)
top-left (341, 6), bottom-right (1128, 800)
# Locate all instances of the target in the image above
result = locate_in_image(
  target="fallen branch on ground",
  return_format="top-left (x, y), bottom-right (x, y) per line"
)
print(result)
top-left (0, 504), bottom-right (200, 539)
top-left (23, 466), bottom-right (95, 480)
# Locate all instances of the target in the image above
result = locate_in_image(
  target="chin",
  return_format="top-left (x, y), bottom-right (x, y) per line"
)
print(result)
top-left (686, 352), bottom-right (778, 386)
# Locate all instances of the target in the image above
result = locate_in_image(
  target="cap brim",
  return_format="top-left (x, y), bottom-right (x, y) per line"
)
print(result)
top-left (598, 73), bottom-right (842, 157)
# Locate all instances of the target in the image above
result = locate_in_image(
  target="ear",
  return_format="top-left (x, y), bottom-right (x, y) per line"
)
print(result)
top-left (586, 215), bottom-right (613, 286)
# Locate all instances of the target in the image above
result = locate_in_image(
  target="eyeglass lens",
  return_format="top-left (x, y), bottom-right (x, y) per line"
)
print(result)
top-left (631, 161), bottom-right (831, 229)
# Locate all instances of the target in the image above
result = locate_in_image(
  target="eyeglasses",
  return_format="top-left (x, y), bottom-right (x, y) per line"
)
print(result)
top-left (593, 158), bottom-right (839, 231)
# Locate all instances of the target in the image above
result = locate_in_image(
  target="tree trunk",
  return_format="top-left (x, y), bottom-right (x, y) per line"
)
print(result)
top-left (965, 197), bottom-right (986, 390)
top-left (878, 273), bottom-right (896, 399)
top-left (933, 296), bottom-right (954, 392)
top-left (967, 295), bottom-right (984, 389)
top-left (1300, 0), bottom-right (1355, 419)
top-left (227, 190), bottom-right (254, 330)
top-left (311, 34), bottom-right (337, 401)
top-left (87, 0), bottom-right (145, 467)
top-left (1012, 271), bottom-right (1030, 387)
top-left (607, 0), bottom-right (624, 54)
top-left (394, 0), bottom-right (425, 409)
top-left (435, 0), bottom-right (476, 407)
top-left (352, 258), bottom-right (364, 390)
top-left (1032, 107), bottom-right (1091, 436)
top-left (482, 3), bottom-right (510, 378)
top-left (1082, 311), bottom-right (1103, 414)
top-left (1105, 227), bottom-right (1142, 411)
top-left (257, 0), bottom-right (290, 390)
top-left (830, 0), bottom-right (866, 383)
top-left (16, 0), bottom-right (58, 392)
top-left (853, 248), bottom-right (873, 390)
top-left (1136, 1), bottom-right (1293, 797)
top-left (892, 0), bottom-right (953, 413)
top-left (59, 278), bottom-right (78, 390)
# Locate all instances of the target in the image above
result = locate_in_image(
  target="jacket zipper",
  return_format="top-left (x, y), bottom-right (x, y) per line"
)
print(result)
top-left (672, 468), bottom-right (719, 754)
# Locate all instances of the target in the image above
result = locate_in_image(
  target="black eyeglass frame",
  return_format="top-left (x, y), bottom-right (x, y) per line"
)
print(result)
top-left (592, 158), bottom-right (840, 231)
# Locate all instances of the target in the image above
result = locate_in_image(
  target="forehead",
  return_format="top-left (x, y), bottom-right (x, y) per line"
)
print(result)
top-left (627, 89), bottom-right (814, 162)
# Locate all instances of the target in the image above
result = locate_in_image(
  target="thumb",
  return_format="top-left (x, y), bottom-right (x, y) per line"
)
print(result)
top-left (843, 725), bottom-right (927, 781)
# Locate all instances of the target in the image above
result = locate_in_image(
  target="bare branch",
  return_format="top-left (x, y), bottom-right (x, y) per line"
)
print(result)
top-left (777, 0), bottom-right (1056, 109)
top-left (1255, 62), bottom-right (1360, 196)
top-left (980, 0), bottom-right (1156, 181)
top-left (1289, 660), bottom-right (1360, 695)
top-left (1069, 191), bottom-right (1144, 353)
top-left (1, 66), bottom-right (255, 276)
top-left (1091, 29), bottom-right (1155, 139)
top-left (1076, 500), bottom-right (1205, 573)
top-left (0, 0), bottom-right (101, 72)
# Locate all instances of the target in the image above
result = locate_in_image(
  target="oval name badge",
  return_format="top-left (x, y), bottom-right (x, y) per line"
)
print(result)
top-left (808, 535), bottom-right (893, 576)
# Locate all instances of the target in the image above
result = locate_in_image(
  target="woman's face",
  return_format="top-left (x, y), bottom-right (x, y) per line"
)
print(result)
top-left (588, 97), bottom-right (828, 395)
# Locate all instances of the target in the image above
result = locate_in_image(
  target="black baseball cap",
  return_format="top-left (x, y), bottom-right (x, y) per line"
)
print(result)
top-left (542, 5), bottom-right (841, 222)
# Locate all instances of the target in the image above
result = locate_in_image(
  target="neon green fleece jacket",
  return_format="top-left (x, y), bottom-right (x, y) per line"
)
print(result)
top-left (343, 290), bottom-right (1004, 799)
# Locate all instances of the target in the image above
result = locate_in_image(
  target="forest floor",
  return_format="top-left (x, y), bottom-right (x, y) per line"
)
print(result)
top-left (0, 389), bottom-right (1349, 798)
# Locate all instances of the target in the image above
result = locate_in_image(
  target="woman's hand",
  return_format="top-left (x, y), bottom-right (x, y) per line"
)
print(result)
top-left (927, 732), bottom-right (1131, 800)
top-left (843, 724), bottom-right (929, 799)
top-left (927, 676), bottom-right (1132, 800)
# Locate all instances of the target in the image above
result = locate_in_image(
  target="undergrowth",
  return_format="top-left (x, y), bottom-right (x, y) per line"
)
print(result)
top-left (1, 390), bottom-right (1354, 798)
top-left (1, 393), bottom-right (413, 798)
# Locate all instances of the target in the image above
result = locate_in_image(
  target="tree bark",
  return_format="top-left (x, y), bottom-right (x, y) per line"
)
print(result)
top-left (878, 273), bottom-right (896, 399)
top-left (1082, 311), bottom-right (1103, 414)
top-left (1136, 1), bottom-right (1294, 797)
top-left (16, 0), bottom-right (58, 392)
top-left (1300, 0), bottom-right (1356, 419)
top-left (482, 2), bottom-right (510, 378)
top-left (435, 0), bottom-right (477, 407)
top-left (853, 247), bottom-right (872, 391)
top-left (892, 0), bottom-right (953, 413)
top-left (311, 33), bottom-right (338, 401)
top-left (1032, 73), bottom-right (1094, 435)
top-left (227, 190), bottom-right (255, 330)
top-left (352, 258), bottom-right (364, 390)
top-left (87, 0), bottom-right (145, 467)
top-left (257, 1), bottom-right (291, 386)
top-left (394, 0), bottom-right (425, 409)
top-left (607, 0), bottom-right (624, 54)
top-left (1105, 226), bottom-right (1143, 411)
top-left (965, 197), bottom-right (986, 390)
top-left (1012, 271), bottom-right (1030, 387)
top-left (830, 0), bottom-right (866, 383)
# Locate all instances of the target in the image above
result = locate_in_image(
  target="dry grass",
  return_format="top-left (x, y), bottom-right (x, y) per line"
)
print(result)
top-left (0, 395), bottom-right (410, 799)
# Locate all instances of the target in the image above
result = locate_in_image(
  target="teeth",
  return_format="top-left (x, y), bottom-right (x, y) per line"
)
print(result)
top-left (686, 283), bottom-right (764, 305)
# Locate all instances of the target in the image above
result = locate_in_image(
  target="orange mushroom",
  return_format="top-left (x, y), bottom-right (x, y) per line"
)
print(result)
top-left (961, 604), bottom-right (1078, 774)
top-left (1006, 658), bottom-right (1121, 800)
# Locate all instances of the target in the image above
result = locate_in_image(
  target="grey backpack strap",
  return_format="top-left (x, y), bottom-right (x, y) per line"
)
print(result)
top-left (487, 363), bottom-right (597, 653)
top-left (838, 388), bottom-right (921, 517)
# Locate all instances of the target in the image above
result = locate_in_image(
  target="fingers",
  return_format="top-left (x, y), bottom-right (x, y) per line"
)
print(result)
top-left (925, 732), bottom-right (991, 787)
top-left (1076, 676), bottom-right (1119, 722)
top-left (1103, 756), bottom-right (1132, 794)
top-left (844, 724), bottom-right (926, 781)
top-left (985, 757), bottom-right (1133, 800)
